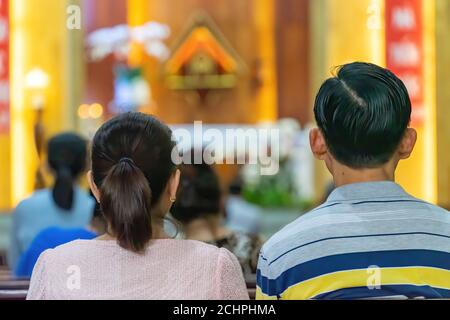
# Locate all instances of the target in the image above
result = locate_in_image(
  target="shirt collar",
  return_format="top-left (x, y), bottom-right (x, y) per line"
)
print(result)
top-left (326, 181), bottom-right (411, 203)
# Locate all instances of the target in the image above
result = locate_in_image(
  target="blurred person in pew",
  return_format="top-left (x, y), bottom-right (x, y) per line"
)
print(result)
top-left (27, 112), bottom-right (248, 300)
top-left (8, 133), bottom-right (94, 271)
top-left (257, 62), bottom-right (450, 300)
top-left (171, 161), bottom-right (262, 276)
top-left (14, 196), bottom-right (106, 278)
top-left (225, 175), bottom-right (262, 237)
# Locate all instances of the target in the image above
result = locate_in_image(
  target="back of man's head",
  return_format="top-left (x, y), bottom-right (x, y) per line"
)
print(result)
top-left (314, 62), bottom-right (411, 169)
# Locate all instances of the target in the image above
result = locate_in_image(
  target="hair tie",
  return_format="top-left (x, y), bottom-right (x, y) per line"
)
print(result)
top-left (119, 157), bottom-right (135, 165)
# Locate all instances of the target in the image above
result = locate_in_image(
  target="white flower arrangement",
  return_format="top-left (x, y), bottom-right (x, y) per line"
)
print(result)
top-left (86, 22), bottom-right (171, 62)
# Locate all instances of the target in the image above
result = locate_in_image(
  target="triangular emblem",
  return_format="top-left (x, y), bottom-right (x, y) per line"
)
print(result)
top-left (165, 11), bottom-right (246, 91)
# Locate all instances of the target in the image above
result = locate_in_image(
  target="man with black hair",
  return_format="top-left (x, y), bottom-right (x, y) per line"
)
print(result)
top-left (257, 62), bottom-right (450, 300)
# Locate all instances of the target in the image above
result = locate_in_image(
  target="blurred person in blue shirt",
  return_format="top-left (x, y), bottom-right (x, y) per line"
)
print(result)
top-left (225, 175), bottom-right (262, 236)
top-left (8, 133), bottom-right (94, 270)
top-left (14, 199), bottom-right (105, 278)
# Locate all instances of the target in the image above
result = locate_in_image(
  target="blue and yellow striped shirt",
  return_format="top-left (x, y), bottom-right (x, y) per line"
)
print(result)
top-left (256, 181), bottom-right (450, 300)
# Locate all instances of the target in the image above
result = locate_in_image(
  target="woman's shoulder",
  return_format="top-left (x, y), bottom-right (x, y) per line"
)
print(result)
top-left (162, 239), bottom-right (227, 258)
top-left (178, 240), bottom-right (241, 267)
top-left (37, 239), bottom-right (237, 271)
top-left (47, 238), bottom-right (224, 256)
top-left (37, 239), bottom-right (94, 260)
top-left (15, 189), bottom-right (51, 212)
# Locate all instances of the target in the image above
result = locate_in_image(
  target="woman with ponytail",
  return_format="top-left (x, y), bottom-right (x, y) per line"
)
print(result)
top-left (27, 112), bottom-right (248, 300)
top-left (8, 133), bottom-right (94, 271)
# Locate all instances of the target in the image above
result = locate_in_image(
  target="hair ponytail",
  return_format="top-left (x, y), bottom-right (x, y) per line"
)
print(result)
top-left (100, 158), bottom-right (153, 253)
top-left (48, 133), bottom-right (87, 212)
top-left (52, 165), bottom-right (75, 211)
top-left (91, 112), bottom-right (177, 254)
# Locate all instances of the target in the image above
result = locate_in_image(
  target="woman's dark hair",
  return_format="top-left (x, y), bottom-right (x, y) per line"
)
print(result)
top-left (48, 133), bottom-right (87, 211)
top-left (91, 112), bottom-right (176, 253)
top-left (171, 159), bottom-right (221, 224)
top-left (228, 175), bottom-right (243, 196)
top-left (314, 62), bottom-right (411, 168)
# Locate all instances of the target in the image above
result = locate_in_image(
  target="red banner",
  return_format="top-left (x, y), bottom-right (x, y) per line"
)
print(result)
top-left (385, 0), bottom-right (424, 126)
top-left (0, 0), bottom-right (8, 135)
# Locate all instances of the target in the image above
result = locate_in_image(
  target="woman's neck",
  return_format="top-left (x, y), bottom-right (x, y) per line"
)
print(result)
top-left (330, 159), bottom-right (397, 188)
top-left (184, 219), bottom-right (215, 242)
top-left (97, 219), bottom-right (169, 241)
top-left (184, 215), bottom-right (231, 242)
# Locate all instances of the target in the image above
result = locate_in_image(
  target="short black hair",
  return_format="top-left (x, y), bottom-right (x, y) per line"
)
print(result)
top-left (314, 62), bottom-right (411, 168)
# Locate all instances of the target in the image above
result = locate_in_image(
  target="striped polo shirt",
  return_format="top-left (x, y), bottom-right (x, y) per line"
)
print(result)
top-left (256, 181), bottom-right (450, 300)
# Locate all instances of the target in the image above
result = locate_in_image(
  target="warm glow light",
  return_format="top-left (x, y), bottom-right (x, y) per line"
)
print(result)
top-left (77, 104), bottom-right (90, 119)
top-left (89, 103), bottom-right (104, 119)
top-left (25, 68), bottom-right (49, 90)
top-left (11, 0), bottom-right (71, 206)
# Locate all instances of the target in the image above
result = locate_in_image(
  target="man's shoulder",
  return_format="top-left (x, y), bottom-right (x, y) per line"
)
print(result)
top-left (403, 195), bottom-right (450, 220)
top-left (414, 200), bottom-right (450, 215)
top-left (260, 199), bottom-right (450, 263)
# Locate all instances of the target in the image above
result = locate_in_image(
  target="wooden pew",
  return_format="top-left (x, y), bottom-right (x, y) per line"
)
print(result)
top-left (0, 278), bottom-right (29, 300)
top-left (245, 274), bottom-right (256, 286)
top-left (0, 290), bottom-right (27, 300)
top-left (0, 250), bottom-right (7, 267)
top-left (0, 271), bottom-right (11, 281)
top-left (246, 274), bottom-right (257, 300)
top-left (0, 266), bottom-right (12, 281)
top-left (0, 274), bottom-right (257, 300)
top-left (247, 288), bottom-right (256, 300)
top-left (0, 280), bottom-right (30, 290)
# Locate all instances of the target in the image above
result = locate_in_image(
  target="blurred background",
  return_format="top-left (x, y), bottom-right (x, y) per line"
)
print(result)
top-left (0, 0), bottom-right (449, 252)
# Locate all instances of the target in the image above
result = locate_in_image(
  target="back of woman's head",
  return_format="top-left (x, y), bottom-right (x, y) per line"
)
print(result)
top-left (91, 112), bottom-right (176, 253)
top-left (171, 160), bottom-right (221, 224)
top-left (48, 133), bottom-right (87, 211)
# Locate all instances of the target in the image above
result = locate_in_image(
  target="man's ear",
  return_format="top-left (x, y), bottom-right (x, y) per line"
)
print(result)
top-left (87, 171), bottom-right (101, 203)
top-left (398, 128), bottom-right (417, 160)
top-left (310, 128), bottom-right (328, 160)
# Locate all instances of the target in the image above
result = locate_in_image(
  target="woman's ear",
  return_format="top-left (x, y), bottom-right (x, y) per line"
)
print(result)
top-left (87, 171), bottom-right (101, 203)
top-left (168, 169), bottom-right (181, 201)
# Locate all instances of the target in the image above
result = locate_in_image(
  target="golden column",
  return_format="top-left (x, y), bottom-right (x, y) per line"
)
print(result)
top-left (9, 0), bottom-right (82, 207)
top-left (252, 0), bottom-right (278, 122)
top-left (0, 128), bottom-right (10, 211)
top-left (0, 0), bottom-right (10, 212)
top-left (435, 0), bottom-right (450, 207)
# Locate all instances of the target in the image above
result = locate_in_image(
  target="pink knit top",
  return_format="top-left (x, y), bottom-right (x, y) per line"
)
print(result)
top-left (26, 239), bottom-right (249, 300)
